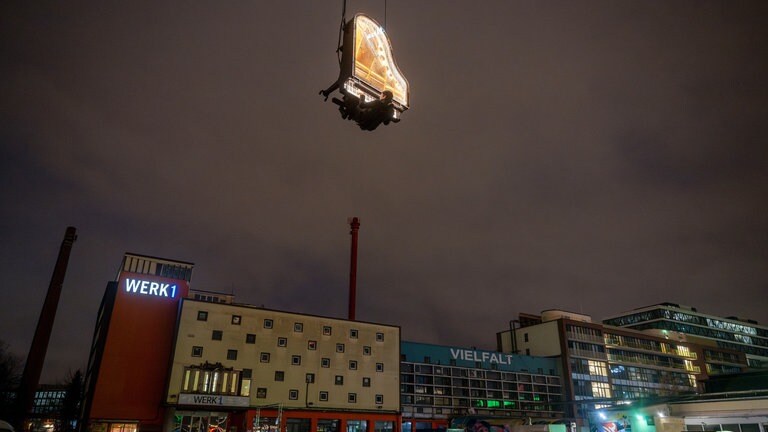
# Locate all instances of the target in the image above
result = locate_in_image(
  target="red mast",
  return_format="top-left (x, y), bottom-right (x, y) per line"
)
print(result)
top-left (348, 217), bottom-right (360, 321)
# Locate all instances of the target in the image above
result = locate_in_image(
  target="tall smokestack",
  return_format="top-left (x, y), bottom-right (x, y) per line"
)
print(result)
top-left (347, 217), bottom-right (360, 321)
top-left (15, 226), bottom-right (77, 428)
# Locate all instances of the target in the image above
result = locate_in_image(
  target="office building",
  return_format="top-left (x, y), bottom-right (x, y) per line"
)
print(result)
top-left (496, 310), bottom-right (748, 419)
top-left (602, 303), bottom-right (768, 369)
top-left (399, 341), bottom-right (564, 431)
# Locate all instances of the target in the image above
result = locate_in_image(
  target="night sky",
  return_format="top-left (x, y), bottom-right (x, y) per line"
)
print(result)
top-left (2, 1), bottom-right (767, 382)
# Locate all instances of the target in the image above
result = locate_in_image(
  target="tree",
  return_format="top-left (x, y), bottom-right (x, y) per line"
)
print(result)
top-left (0, 340), bottom-right (22, 419)
top-left (59, 369), bottom-right (83, 432)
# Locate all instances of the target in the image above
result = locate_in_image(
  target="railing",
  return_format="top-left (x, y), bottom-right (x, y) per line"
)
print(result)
top-left (606, 353), bottom-right (701, 373)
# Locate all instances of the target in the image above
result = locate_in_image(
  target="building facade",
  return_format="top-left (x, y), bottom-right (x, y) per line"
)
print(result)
top-left (81, 253), bottom-right (401, 432)
top-left (496, 310), bottom-right (748, 419)
top-left (166, 294), bottom-right (401, 432)
top-left (602, 303), bottom-right (768, 369)
top-left (399, 341), bottom-right (564, 432)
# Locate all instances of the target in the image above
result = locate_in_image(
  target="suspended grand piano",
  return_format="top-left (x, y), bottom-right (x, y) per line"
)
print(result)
top-left (320, 14), bottom-right (410, 131)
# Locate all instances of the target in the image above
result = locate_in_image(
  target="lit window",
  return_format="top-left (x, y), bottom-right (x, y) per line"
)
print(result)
top-left (232, 315), bottom-right (241, 325)
top-left (212, 330), bottom-right (223, 341)
top-left (264, 319), bottom-right (273, 329)
top-left (294, 322), bottom-right (304, 332)
top-left (376, 363), bottom-right (384, 372)
top-left (260, 352), bottom-right (270, 363)
top-left (278, 337), bottom-right (288, 347)
top-left (246, 334), bottom-right (256, 344)
top-left (192, 346), bottom-right (203, 357)
top-left (292, 355), bottom-right (302, 365)
top-left (336, 343), bottom-right (345, 353)
top-left (197, 311), bottom-right (208, 321)
top-left (321, 358), bottom-right (331, 368)
top-left (349, 360), bottom-right (358, 370)
top-left (348, 393), bottom-right (357, 403)
top-left (350, 329), bottom-right (359, 339)
top-left (376, 332), bottom-right (384, 342)
top-left (335, 375), bottom-right (344, 385)
top-left (323, 326), bottom-right (332, 336)
top-left (289, 389), bottom-right (299, 400)
top-left (308, 340), bottom-right (317, 350)
top-left (363, 346), bottom-right (372, 356)
top-left (319, 391), bottom-right (329, 401)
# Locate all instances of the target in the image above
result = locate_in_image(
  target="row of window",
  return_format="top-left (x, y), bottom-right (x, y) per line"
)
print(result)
top-left (400, 363), bottom-right (558, 382)
top-left (190, 346), bottom-right (385, 370)
top-left (209, 330), bottom-right (375, 354)
top-left (251, 387), bottom-right (384, 404)
top-left (400, 375), bottom-right (561, 389)
top-left (196, 311), bottom-right (385, 341)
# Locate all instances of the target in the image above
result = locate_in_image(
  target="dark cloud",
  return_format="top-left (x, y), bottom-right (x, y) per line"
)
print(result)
top-left (1, 1), bottom-right (767, 381)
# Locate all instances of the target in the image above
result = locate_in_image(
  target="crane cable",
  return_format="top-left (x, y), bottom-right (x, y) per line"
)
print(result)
top-left (336, 0), bottom-right (347, 65)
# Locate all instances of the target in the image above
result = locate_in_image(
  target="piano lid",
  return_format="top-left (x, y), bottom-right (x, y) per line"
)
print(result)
top-left (351, 14), bottom-right (409, 108)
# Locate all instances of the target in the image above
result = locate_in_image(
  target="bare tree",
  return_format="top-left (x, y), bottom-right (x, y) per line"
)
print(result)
top-left (0, 340), bottom-right (22, 419)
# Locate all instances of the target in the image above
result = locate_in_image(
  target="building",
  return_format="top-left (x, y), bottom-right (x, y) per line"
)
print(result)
top-left (399, 342), bottom-right (565, 432)
top-left (80, 253), bottom-right (401, 432)
top-left (166, 292), bottom-right (401, 432)
top-left (496, 310), bottom-right (748, 420)
top-left (602, 303), bottom-right (768, 369)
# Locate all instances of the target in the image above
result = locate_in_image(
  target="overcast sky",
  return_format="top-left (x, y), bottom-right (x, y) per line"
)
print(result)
top-left (1, 1), bottom-right (767, 382)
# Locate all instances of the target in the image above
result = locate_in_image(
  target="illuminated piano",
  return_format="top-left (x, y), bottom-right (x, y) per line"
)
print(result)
top-left (321, 14), bottom-right (410, 130)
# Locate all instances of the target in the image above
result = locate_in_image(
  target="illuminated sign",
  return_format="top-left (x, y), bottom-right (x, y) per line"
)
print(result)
top-left (178, 393), bottom-right (249, 407)
top-left (450, 348), bottom-right (514, 365)
top-left (125, 278), bottom-right (177, 298)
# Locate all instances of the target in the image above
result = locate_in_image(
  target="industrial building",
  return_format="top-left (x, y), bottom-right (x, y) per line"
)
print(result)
top-left (80, 253), bottom-right (400, 432)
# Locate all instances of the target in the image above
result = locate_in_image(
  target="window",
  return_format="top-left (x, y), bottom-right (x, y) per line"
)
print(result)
top-left (232, 315), bottom-right (241, 325)
top-left (323, 326), bottom-right (332, 336)
top-left (524, 333), bottom-right (529, 342)
top-left (275, 371), bottom-right (285, 381)
top-left (227, 349), bottom-right (238, 360)
top-left (192, 346), bottom-right (203, 357)
top-left (363, 377), bottom-right (371, 387)
top-left (349, 360), bottom-right (358, 370)
top-left (336, 343), bottom-right (345, 353)
top-left (256, 387), bottom-right (267, 398)
top-left (197, 311), bottom-right (208, 321)
top-left (348, 393), bottom-right (357, 403)
top-left (376, 363), bottom-right (384, 372)
top-left (335, 375), bottom-right (344, 385)
top-left (294, 322), bottom-right (304, 332)
top-left (424, 356), bottom-right (431, 363)
top-left (260, 352), bottom-right (270, 363)
top-left (375, 394), bottom-right (383, 404)
top-left (264, 319), bottom-right (273, 329)
top-left (308, 340), bottom-right (317, 350)
top-left (306, 373), bottom-right (315, 383)
top-left (321, 358), bottom-right (331, 368)
top-left (319, 391), bottom-right (329, 401)
top-left (350, 329), bottom-right (359, 339)
top-left (376, 332), bottom-right (384, 342)
top-left (292, 355), bottom-right (302, 365)
top-left (363, 346), bottom-right (372, 356)
top-left (289, 389), bottom-right (299, 400)
top-left (246, 334), bottom-right (256, 344)
top-left (212, 330), bottom-right (223, 341)
top-left (278, 337), bottom-right (288, 347)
